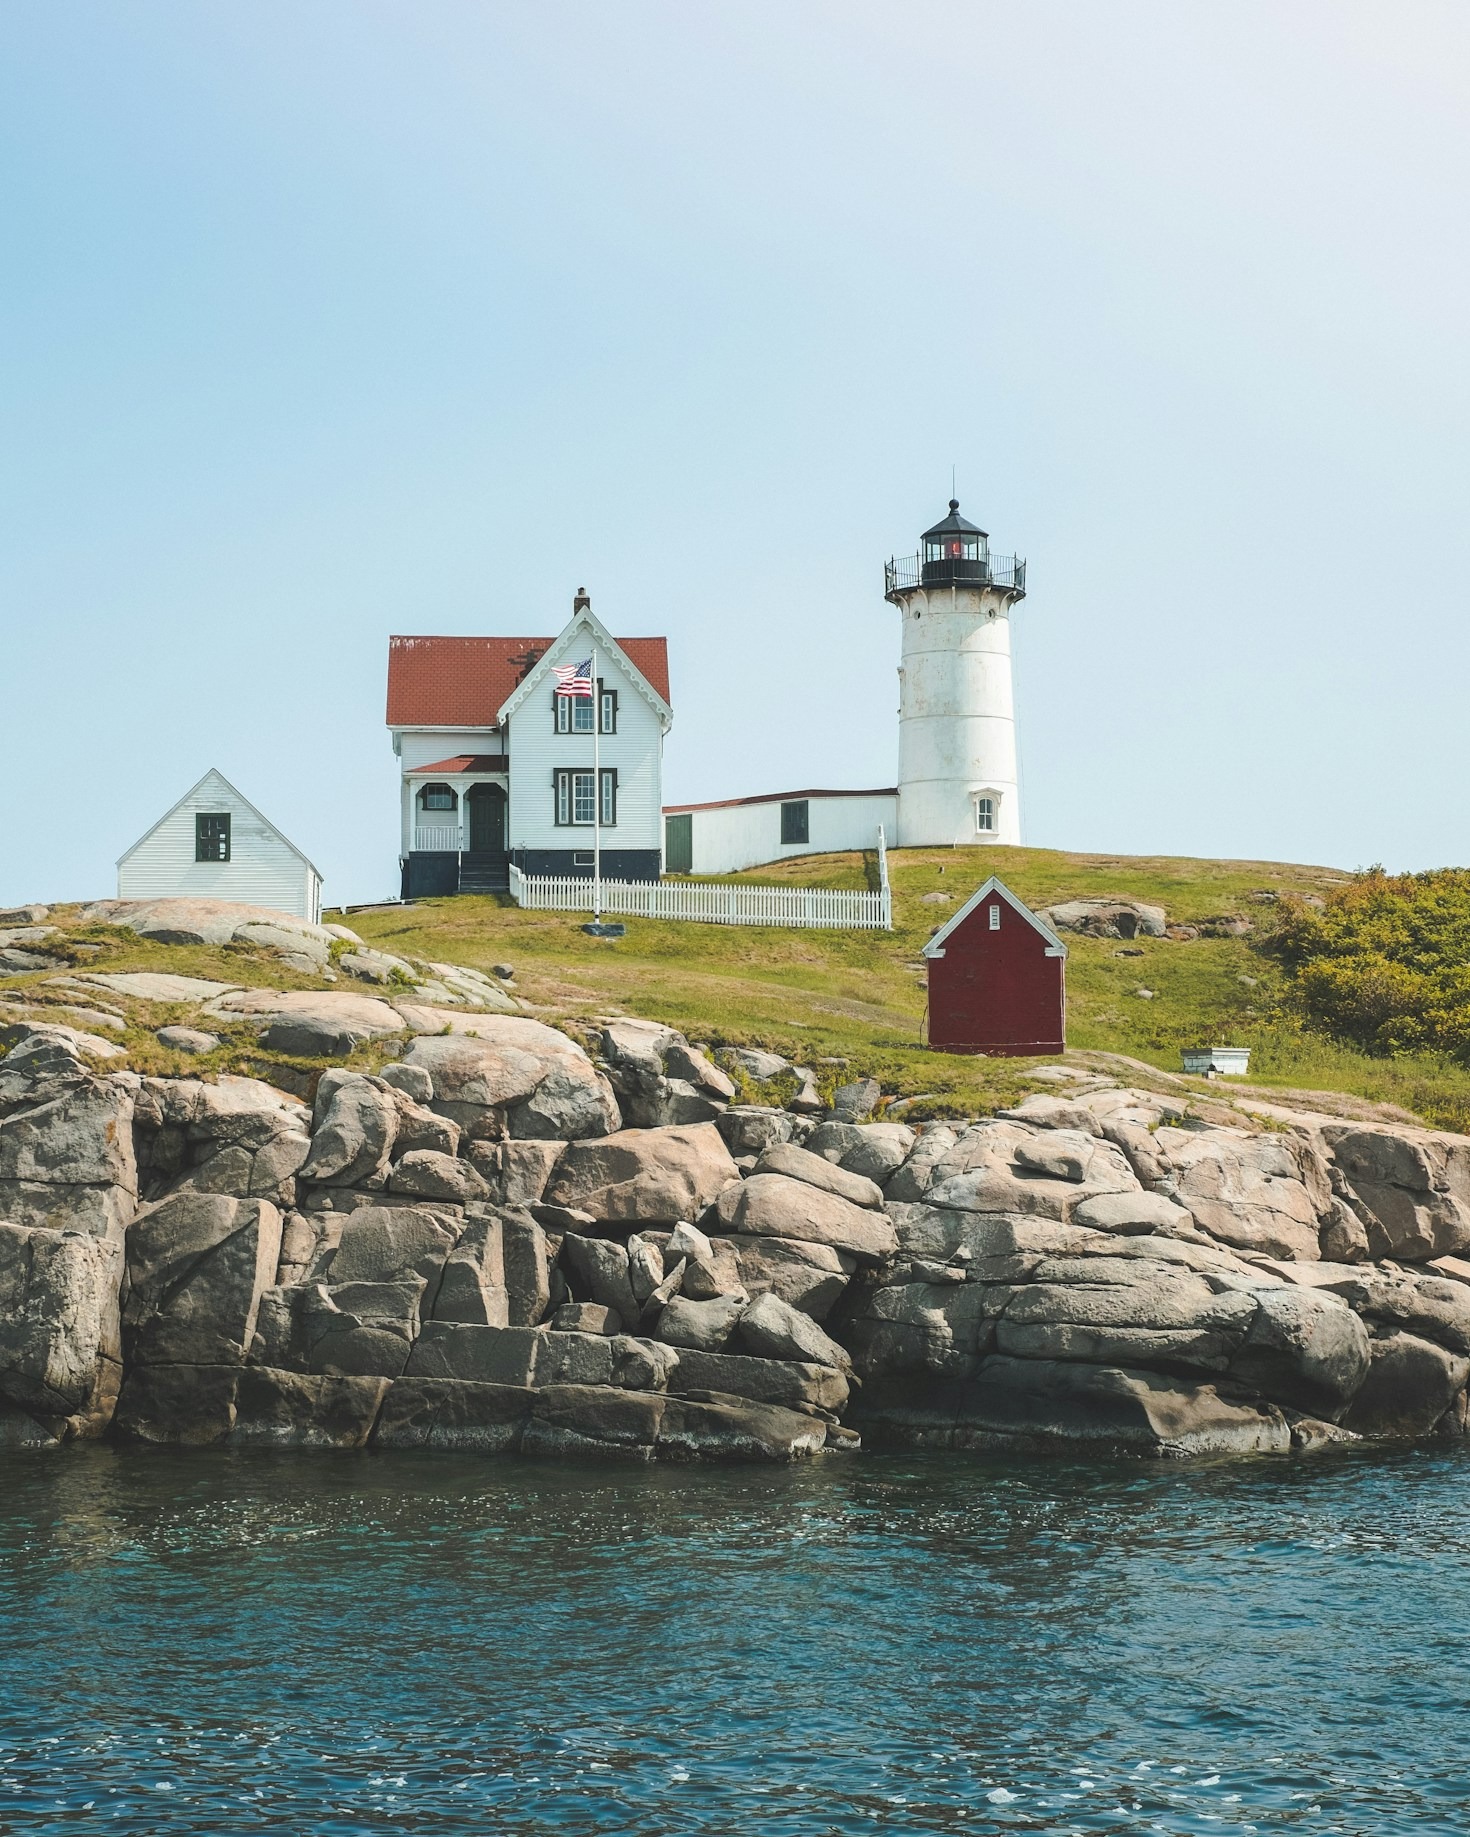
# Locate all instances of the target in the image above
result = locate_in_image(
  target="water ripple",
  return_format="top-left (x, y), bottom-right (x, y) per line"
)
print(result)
top-left (1, 1444), bottom-right (1468, 1832)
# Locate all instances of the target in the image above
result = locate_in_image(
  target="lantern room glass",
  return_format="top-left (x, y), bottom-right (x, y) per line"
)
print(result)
top-left (923, 532), bottom-right (987, 565)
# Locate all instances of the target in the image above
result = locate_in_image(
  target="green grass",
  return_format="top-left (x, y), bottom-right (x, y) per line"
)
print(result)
top-left (337, 845), bottom-right (1470, 1130)
top-left (15, 848), bottom-right (1470, 1129)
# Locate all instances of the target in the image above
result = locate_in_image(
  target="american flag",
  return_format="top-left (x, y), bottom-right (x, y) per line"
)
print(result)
top-left (553, 658), bottom-right (594, 698)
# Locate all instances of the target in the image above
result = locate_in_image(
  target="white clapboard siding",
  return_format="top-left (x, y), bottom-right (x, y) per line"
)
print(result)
top-left (509, 838), bottom-right (892, 931)
top-left (669, 790), bottom-right (900, 875)
top-left (118, 769), bottom-right (323, 922)
top-left (397, 728), bottom-right (499, 771)
top-left (506, 635), bottom-right (665, 854)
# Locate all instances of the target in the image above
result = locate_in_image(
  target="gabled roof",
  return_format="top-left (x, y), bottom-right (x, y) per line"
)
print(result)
top-left (117, 768), bottom-right (322, 877)
top-left (921, 875), bottom-right (1067, 959)
top-left (496, 608), bottom-right (673, 729)
top-left (386, 632), bottom-right (670, 728)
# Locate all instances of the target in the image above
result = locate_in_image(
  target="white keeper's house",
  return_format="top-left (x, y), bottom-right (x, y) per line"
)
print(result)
top-left (386, 499), bottom-right (1026, 894)
top-left (386, 594), bottom-right (671, 897)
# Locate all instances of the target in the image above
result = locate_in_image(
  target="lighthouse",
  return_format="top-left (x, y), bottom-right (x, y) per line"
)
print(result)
top-left (885, 500), bottom-right (1027, 848)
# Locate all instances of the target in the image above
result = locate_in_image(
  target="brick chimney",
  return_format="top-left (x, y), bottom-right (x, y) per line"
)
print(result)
top-left (573, 587), bottom-right (591, 613)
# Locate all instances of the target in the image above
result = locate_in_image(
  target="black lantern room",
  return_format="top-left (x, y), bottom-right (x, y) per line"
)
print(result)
top-left (920, 500), bottom-right (991, 587)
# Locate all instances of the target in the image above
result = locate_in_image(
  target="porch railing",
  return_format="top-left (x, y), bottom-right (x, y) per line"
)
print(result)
top-left (413, 825), bottom-right (462, 852)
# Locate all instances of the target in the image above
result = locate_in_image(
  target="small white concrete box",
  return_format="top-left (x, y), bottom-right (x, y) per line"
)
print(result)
top-left (1182, 1047), bottom-right (1251, 1078)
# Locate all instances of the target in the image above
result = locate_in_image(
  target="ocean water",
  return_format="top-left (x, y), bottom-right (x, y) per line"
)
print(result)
top-left (2, 1445), bottom-right (1469, 1835)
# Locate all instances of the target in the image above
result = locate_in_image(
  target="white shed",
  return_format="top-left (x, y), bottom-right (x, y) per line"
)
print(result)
top-left (117, 769), bottom-right (323, 922)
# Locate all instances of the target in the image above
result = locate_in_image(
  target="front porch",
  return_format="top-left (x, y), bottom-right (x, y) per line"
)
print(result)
top-left (401, 757), bottom-right (510, 898)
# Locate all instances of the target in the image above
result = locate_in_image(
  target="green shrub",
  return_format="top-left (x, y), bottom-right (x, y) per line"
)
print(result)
top-left (1267, 867), bottom-right (1470, 1059)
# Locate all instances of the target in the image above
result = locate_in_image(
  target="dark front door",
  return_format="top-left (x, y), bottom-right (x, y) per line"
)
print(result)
top-left (466, 784), bottom-right (506, 855)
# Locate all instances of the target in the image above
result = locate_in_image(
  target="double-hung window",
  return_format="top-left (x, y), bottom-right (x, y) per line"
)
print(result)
top-left (554, 693), bottom-right (595, 733)
top-left (554, 769), bottom-right (619, 826)
top-left (975, 795), bottom-right (997, 834)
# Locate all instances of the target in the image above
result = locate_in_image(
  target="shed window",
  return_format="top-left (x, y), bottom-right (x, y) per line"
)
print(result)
top-left (989, 902), bottom-right (1002, 931)
top-left (418, 783), bottom-right (457, 811)
top-left (975, 796), bottom-right (996, 833)
top-left (195, 813), bottom-right (231, 862)
top-left (780, 800), bottom-right (809, 845)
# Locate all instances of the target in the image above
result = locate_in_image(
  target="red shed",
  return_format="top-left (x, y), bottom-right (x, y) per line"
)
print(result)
top-left (923, 876), bottom-right (1067, 1055)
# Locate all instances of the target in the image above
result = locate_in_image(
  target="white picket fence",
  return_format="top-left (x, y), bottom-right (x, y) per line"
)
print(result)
top-left (508, 830), bottom-right (892, 931)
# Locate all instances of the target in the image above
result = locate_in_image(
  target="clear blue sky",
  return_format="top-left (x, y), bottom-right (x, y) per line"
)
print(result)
top-left (4, 3), bottom-right (1468, 906)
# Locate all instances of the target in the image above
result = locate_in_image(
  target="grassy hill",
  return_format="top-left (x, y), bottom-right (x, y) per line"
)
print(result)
top-left (342, 846), bottom-right (1470, 1131)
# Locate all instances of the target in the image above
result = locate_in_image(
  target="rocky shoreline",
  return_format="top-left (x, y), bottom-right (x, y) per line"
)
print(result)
top-left (6, 905), bottom-right (1470, 1463)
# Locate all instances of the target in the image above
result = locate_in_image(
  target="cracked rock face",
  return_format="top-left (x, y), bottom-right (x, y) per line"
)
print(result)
top-left (10, 1018), bottom-right (1470, 1464)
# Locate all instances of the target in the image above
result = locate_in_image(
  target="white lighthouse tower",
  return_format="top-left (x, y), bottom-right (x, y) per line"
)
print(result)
top-left (885, 500), bottom-right (1028, 848)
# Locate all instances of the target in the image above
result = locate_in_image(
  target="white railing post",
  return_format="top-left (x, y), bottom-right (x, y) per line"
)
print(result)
top-left (876, 825), bottom-right (892, 930)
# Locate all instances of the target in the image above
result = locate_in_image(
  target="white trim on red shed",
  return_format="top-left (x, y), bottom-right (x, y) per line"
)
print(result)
top-left (921, 875), bottom-right (1068, 959)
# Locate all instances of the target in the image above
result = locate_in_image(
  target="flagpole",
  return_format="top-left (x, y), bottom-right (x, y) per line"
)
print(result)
top-left (590, 641), bottom-right (601, 923)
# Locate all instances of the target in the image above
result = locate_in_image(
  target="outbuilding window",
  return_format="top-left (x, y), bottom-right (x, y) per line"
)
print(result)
top-left (781, 800), bottom-right (809, 845)
top-left (418, 783), bottom-right (457, 811)
top-left (975, 796), bottom-right (996, 834)
top-left (195, 812), bottom-right (231, 862)
top-left (989, 902), bottom-right (1002, 930)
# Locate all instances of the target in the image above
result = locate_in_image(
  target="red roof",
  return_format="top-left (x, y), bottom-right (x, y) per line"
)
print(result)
top-left (386, 634), bottom-right (670, 727)
top-left (406, 754), bottom-right (508, 775)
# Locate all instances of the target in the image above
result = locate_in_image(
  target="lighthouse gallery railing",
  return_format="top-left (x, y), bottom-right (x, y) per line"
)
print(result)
top-left (884, 553), bottom-right (1026, 597)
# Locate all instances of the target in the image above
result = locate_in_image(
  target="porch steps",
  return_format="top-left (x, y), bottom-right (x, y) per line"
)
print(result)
top-left (458, 854), bottom-right (510, 895)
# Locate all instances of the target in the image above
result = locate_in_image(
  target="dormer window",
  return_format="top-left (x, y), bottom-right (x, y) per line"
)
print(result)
top-left (419, 784), bottom-right (457, 811)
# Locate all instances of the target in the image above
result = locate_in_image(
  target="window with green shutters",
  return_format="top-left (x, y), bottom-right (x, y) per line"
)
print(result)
top-left (554, 768), bottom-right (618, 826)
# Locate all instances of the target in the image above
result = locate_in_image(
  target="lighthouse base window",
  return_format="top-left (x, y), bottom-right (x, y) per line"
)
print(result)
top-left (975, 795), bottom-right (997, 834)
